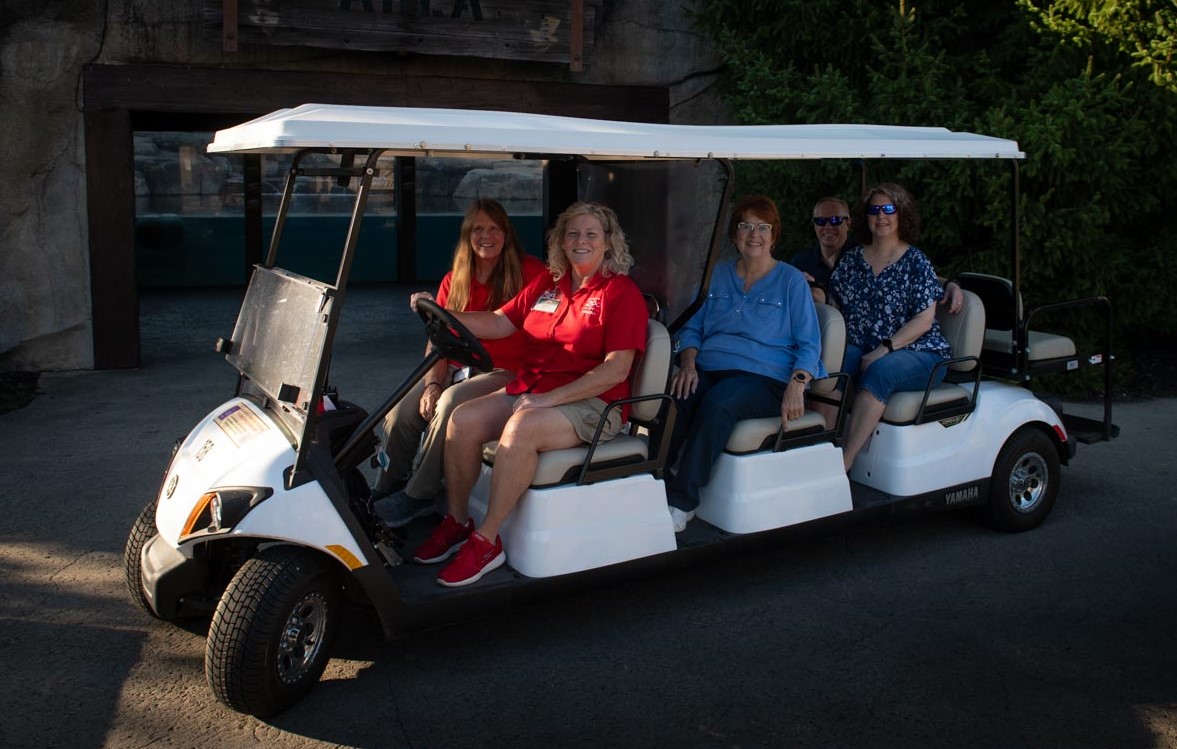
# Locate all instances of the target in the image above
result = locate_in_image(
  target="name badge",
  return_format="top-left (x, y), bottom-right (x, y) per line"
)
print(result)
top-left (532, 290), bottom-right (561, 313)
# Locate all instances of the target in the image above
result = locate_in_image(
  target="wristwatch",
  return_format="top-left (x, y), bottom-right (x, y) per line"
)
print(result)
top-left (881, 338), bottom-right (895, 352)
top-left (792, 371), bottom-right (809, 384)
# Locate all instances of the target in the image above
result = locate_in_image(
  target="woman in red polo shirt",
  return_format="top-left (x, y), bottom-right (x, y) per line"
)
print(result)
top-left (372, 199), bottom-right (547, 527)
top-left (408, 201), bottom-right (649, 587)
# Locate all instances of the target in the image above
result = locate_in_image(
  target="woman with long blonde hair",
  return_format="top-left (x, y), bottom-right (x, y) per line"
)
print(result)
top-left (374, 198), bottom-right (547, 525)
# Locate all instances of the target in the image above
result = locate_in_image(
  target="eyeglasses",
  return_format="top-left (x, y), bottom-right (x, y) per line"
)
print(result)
top-left (736, 222), bottom-right (773, 235)
top-left (812, 216), bottom-right (848, 227)
top-left (866, 203), bottom-right (898, 216)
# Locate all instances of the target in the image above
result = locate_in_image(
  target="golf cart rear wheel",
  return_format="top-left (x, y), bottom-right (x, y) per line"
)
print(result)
top-left (123, 498), bottom-right (164, 619)
top-left (205, 545), bottom-right (341, 718)
top-left (979, 426), bottom-right (1060, 532)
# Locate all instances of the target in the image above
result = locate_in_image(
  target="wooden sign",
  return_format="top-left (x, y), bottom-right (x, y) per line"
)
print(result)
top-left (207, 0), bottom-right (600, 70)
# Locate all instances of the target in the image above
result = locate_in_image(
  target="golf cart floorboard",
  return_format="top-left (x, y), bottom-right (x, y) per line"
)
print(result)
top-left (385, 510), bottom-right (852, 606)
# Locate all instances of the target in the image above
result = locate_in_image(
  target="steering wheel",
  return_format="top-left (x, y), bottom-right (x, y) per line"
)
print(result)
top-left (415, 298), bottom-right (493, 373)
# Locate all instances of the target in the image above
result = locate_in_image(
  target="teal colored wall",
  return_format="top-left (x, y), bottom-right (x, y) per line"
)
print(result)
top-left (135, 214), bottom-right (545, 287)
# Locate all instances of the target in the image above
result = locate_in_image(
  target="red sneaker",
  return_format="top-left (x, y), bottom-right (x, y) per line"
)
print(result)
top-left (437, 531), bottom-right (506, 587)
top-left (412, 514), bottom-right (474, 564)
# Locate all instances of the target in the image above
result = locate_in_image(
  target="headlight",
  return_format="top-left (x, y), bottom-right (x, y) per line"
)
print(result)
top-left (180, 487), bottom-right (273, 540)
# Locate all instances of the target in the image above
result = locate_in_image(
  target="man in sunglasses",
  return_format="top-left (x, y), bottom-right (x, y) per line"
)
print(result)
top-left (789, 196), bottom-right (854, 305)
top-left (790, 196), bottom-right (963, 313)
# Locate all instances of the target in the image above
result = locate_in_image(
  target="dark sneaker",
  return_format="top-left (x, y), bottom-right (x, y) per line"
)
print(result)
top-left (412, 514), bottom-right (474, 564)
top-left (437, 531), bottom-right (506, 587)
top-left (369, 479), bottom-right (406, 503)
top-left (374, 490), bottom-right (437, 528)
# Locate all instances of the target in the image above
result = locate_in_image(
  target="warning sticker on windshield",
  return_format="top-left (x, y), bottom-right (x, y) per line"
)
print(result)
top-left (214, 403), bottom-right (270, 446)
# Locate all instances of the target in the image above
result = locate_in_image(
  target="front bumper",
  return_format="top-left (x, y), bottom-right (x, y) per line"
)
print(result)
top-left (141, 535), bottom-right (212, 619)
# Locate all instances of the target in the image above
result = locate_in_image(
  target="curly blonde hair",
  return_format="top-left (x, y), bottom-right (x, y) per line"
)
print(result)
top-left (545, 201), bottom-right (634, 281)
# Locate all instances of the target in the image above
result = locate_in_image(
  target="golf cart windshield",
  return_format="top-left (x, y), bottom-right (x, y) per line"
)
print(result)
top-left (226, 266), bottom-right (335, 417)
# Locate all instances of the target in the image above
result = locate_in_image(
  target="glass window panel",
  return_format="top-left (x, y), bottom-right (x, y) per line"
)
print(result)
top-left (414, 157), bottom-right (545, 280)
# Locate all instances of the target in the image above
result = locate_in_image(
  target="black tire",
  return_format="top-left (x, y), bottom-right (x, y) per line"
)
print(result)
top-left (205, 545), bottom-right (341, 718)
top-left (978, 426), bottom-right (1061, 532)
top-left (124, 498), bottom-right (164, 619)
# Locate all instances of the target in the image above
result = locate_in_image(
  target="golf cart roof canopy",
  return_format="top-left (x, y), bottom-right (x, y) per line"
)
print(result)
top-left (208, 104), bottom-right (1025, 161)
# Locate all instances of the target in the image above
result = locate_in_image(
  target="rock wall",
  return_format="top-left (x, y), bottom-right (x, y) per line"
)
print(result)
top-left (0, 0), bottom-right (723, 371)
top-left (0, 4), bottom-right (106, 369)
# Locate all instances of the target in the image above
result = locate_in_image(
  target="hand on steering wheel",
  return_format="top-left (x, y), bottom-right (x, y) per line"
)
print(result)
top-left (414, 297), bottom-right (493, 374)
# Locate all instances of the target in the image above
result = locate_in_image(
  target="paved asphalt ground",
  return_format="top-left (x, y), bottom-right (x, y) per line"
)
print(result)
top-left (2, 285), bottom-right (1176, 749)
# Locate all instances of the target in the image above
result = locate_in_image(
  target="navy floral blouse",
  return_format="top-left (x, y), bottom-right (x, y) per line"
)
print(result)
top-left (829, 245), bottom-right (951, 357)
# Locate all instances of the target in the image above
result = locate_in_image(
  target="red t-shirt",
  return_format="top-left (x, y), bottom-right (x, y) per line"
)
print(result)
top-left (498, 270), bottom-right (648, 414)
top-left (436, 254), bottom-right (548, 372)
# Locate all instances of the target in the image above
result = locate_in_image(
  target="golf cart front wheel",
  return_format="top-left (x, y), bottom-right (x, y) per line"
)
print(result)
top-left (205, 545), bottom-right (341, 718)
top-left (123, 498), bottom-right (164, 619)
top-left (978, 426), bottom-right (1060, 532)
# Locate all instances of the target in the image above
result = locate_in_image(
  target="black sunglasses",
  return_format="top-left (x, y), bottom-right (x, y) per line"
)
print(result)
top-left (812, 216), bottom-right (848, 227)
top-left (866, 203), bottom-right (898, 216)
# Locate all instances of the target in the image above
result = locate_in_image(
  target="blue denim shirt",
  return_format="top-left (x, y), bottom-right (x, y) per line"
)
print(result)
top-left (676, 260), bottom-right (826, 383)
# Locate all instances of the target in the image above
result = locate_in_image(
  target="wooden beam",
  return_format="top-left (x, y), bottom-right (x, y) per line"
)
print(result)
top-left (84, 108), bottom-right (139, 369)
top-left (202, 0), bottom-right (600, 64)
top-left (570, 0), bottom-right (583, 72)
top-left (82, 64), bottom-right (670, 123)
top-left (223, 0), bottom-right (238, 52)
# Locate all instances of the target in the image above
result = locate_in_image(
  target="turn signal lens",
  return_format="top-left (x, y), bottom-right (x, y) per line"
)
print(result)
top-left (181, 492), bottom-right (217, 538)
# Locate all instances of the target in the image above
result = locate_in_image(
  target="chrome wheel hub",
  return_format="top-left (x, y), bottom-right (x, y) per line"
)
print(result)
top-left (1008, 451), bottom-right (1048, 514)
top-left (277, 591), bottom-right (329, 683)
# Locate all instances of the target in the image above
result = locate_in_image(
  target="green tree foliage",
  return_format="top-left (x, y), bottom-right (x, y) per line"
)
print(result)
top-left (692, 0), bottom-right (1177, 379)
top-left (1021, 0), bottom-right (1177, 93)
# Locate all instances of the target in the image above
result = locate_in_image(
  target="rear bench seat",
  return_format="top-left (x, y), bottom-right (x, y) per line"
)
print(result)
top-left (956, 273), bottom-right (1076, 364)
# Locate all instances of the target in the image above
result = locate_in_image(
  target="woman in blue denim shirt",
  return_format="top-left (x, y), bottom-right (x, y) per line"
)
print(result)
top-left (829, 183), bottom-right (951, 472)
top-left (666, 195), bottom-right (826, 532)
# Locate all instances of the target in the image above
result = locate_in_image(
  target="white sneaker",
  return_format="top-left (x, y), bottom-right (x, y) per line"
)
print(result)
top-left (669, 506), bottom-right (695, 533)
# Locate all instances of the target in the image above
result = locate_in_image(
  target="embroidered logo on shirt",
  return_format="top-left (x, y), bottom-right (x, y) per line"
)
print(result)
top-left (581, 297), bottom-right (603, 317)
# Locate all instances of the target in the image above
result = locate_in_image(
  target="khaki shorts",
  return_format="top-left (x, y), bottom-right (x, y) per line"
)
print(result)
top-left (504, 395), bottom-right (623, 443)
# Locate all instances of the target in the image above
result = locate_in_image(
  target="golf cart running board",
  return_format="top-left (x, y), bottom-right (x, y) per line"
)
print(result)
top-left (1063, 413), bottom-right (1120, 444)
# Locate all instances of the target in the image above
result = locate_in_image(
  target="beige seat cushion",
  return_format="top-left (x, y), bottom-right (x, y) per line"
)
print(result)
top-left (983, 329), bottom-right (1077, 361)
top-left (882, 383), bottom-right (970, 423)
top-left (483, 435), bottom-right (648, 487)
top-left (723, 411), bottom-right (827, 454)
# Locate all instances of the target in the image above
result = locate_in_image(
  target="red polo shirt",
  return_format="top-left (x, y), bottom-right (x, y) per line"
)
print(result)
top-left (436, 254), bottom-right (548, 372)
top-left (499, 269), bottom-right (648, 414)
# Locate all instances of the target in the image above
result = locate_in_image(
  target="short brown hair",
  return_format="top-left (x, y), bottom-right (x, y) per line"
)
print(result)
top-left (728, 195), bottom-right (782, 244)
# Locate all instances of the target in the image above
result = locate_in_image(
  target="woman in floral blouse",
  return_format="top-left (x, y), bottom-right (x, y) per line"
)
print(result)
top-left (829, 183), bottom-right (951, 471)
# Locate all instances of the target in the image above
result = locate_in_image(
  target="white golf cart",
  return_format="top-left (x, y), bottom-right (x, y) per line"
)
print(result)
top-left (124, 105), bottom-right (1117, 718)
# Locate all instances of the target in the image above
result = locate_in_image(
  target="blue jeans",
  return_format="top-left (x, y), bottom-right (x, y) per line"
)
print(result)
top-left (666, 370), bottom-right (785, 512)
top-left (842, 344), bottom-right (947, 402)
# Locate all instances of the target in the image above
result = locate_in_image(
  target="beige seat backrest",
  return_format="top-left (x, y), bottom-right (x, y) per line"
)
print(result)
top-left (936, 289), bottom-right (985, 371)
top-left (631, 320), bottom-right (672, 421)
top-left (812, 303), bottom-right (846, 393)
